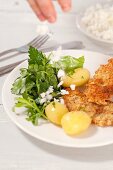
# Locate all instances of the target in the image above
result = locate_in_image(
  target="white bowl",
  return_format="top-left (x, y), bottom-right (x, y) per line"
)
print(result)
top-left (76, 12), bottom-right (113, 49)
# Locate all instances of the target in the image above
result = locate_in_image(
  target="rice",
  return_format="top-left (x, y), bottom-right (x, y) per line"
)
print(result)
top-left (81, 3), bottom-right (113, 41)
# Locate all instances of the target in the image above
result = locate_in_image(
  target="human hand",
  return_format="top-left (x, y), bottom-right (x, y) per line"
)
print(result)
top-left (28, 0), bottom-right (71, 23)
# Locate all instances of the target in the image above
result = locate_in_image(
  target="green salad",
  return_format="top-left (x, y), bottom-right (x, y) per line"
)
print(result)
top-left (11, 47), bottom-right (84, 125)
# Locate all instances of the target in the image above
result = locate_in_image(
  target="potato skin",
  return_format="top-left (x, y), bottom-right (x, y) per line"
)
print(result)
top-left (45, 102), bottom-right (68, 126)
top-left (62, 68), bottom-right (90, 87)
top-left (61, 111), bottom-right (91, 135)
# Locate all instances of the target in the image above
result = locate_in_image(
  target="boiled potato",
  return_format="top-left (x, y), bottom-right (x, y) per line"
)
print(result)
top-left (61, 111), bottom-right (91, 135)
top-left (62, 68), bottom-right (90, 87)
top-left (45, 101), bottom-right (68, 126)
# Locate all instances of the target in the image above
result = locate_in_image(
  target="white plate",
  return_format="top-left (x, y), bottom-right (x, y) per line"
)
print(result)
top-left (2, 50), bottom-right (113, 148)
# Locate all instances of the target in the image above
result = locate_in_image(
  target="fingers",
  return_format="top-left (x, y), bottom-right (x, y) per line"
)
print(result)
top-left (37, 0), bottom-right (57, 23)
top-left (28, 0), bottom-right (46, 21)
top-left (58, 0), bottom-right (71, 12)
top-left (28, 0), bottom-right (71, 23)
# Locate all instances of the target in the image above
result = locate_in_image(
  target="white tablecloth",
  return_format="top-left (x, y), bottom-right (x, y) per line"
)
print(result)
top-left (0, 0), bottom-right (113, 169)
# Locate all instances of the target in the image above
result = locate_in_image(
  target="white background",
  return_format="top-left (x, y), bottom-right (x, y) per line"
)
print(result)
top-left (0, 0), bottom-right (113, 169)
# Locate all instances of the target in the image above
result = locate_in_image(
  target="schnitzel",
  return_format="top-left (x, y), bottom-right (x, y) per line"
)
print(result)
top-left (63, 58), bottom-right (113, 127)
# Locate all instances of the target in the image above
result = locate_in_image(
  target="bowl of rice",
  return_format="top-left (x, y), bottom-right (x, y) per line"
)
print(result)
top-left (76, 2), bottom-right (113, 47)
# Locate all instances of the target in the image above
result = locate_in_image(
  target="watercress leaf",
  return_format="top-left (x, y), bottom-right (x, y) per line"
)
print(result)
top-left (11, 77), bottom-right (26, 95)
top-left (20, 68), bottom-right (28, 77)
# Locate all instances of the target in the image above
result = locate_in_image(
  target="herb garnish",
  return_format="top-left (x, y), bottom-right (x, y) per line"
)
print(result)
top-left (11, 47), bottom-right (85, 125)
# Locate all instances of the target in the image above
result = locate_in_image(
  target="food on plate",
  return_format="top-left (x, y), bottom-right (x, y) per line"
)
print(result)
top-left (61, 111), bottom-right (91, 135)
top-left (45, 101), bottom-right (68, 125)
top-left (63, 58), bottom-right (113, 127)
top-left (84, 58), bottom-right (113, 105)
top-left (81, 3), bottom-right (113, 41)
top-left (62, 68), bottom-right (90, 87)
top-left (63, 88), bottom-right (113, 127)
top-left (11, 47), bottom-right (85, 128)
top-left (84, 83), bottom-right (113, 105)
top-left (54, 55), bottom-right (84, 74)
top-left (63, 88), bottom-right (98, 118)
top-left (11, 46), bottom-right (113, 137)
top-left (92, 109), bottom-right (113, 127)
top-left (94, 58), bottom-right (113, 86)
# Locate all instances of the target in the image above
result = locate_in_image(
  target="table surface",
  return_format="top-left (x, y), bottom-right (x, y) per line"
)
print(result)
top-left (0, 0), bottom-right (113, 169)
